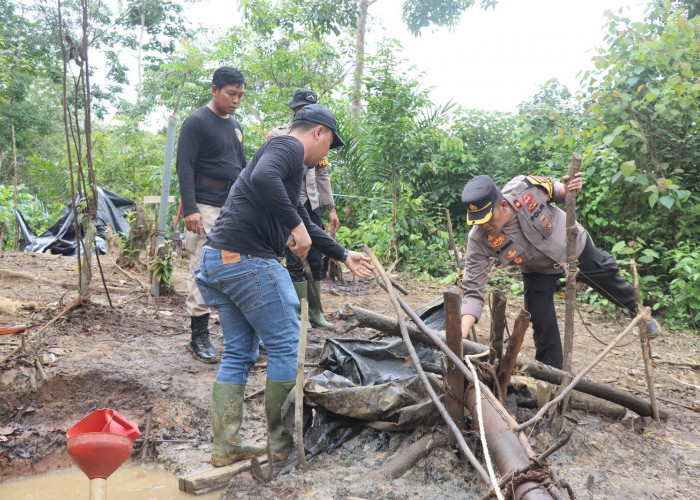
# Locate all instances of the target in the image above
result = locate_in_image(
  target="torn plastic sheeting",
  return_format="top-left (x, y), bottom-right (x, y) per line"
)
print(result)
top-left (15, 187), bottom-right (133, 255)
top-left (301, 338), bottom-right (446, 429)
top-left (317, 337), bottom-right (446, 386)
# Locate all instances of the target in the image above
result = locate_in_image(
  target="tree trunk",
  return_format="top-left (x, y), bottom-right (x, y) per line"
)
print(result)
top-left (351, 0), bottom-right (371, 117)
top-left (137, 0), bottom-right (146, 96)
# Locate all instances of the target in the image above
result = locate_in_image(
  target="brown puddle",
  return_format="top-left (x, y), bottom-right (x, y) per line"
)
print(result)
top-left (0, 463), bottom-right (220, 499)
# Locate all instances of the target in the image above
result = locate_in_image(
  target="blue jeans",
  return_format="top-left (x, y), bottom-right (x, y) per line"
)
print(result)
top-left (196, 248), bottom-right (300, 383)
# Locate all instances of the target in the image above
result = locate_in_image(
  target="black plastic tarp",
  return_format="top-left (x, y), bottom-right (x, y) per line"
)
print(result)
top-left (15, 187), bottom-right (133, 256)
top-left (301, 338), bottom-right (446, 431)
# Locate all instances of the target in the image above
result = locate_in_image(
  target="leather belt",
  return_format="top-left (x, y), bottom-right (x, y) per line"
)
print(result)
top-left (196, 174), bottom-right (233, 190)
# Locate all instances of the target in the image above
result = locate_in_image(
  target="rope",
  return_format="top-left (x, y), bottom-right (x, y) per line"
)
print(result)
top-left (465, 348), bottom-right (504, 500)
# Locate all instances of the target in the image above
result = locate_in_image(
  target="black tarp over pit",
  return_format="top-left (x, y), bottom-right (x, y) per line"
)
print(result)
top-left (15, 187), bottom-right (133, 255)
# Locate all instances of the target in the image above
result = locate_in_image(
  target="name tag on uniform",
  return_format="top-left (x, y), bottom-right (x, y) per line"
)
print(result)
top-left (221, 250), bottom-right (241, 264)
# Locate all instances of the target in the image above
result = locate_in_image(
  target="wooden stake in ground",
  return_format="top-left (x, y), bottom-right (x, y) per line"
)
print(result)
top-left (630, 259), bottom-right (660, 422)
top-left (497, 310), bottom-right (530, 398)
top-left (443, 286), bottom-right (465, 443)
top-left (294, 298), bottom-right (309, 468)
top-left (488, 289), bottom-right (507, 366)
top-left (562, 152), bottom-right (581, 373)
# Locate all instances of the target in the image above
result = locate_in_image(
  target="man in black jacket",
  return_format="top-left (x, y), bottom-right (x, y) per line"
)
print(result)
top-left (176, 67), bottom-right (246, 363)
top-left (196, 104), bottom-right (373, 467)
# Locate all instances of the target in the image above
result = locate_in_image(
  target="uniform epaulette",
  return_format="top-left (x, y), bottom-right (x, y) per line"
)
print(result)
top-left (525, 175), bottom-right (555, 200)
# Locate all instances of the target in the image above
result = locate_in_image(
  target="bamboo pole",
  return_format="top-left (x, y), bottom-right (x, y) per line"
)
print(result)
top-left (630, 259), bottom-right (660, 422)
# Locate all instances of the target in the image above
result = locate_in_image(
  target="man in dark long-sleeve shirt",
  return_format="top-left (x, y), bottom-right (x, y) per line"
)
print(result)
top-left (176, 67), bottom-right (246, 363)
top-left (196, 105), bottom-right (373, 468)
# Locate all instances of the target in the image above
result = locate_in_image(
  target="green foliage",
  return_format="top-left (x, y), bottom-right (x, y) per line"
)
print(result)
top-left (0, 184), bottom-right (61, 249)
top-left (402, 0), bottom-right (497, 36)
top-left (150, 245), bottom-right (175, 288)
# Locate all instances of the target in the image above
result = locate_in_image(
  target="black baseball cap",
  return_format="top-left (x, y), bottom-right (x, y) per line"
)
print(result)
top-left (286, 88), bottom-right (318, 108)
top-left (461, 175), bottom-right (501, 225)
top-left (293, 104), bottom-right (345, 149)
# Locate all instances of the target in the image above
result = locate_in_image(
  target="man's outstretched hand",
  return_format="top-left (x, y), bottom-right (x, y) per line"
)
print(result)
top-left (344, 251), bottom-right (374, 278)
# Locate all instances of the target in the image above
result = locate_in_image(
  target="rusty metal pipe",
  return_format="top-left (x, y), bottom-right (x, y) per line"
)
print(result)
top-left (466, 387), bottom-right (554, 500)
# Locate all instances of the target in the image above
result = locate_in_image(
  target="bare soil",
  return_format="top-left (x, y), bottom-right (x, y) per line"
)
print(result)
top-left (0, 250), bottom-right (698, 499)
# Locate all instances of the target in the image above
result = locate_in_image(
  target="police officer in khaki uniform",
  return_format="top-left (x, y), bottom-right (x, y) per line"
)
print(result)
top-left (267, 89), bottom-right (340, 327)
top-left (459, 173), bottom-right (659, 369)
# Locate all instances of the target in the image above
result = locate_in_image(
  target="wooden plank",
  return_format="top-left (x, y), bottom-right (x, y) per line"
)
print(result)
top-left (442, 285), bottom-right (464, 444)
top-left (142, 195), bottom-right (175, 205)
top-left (178, 457), bottom-right (268, 495)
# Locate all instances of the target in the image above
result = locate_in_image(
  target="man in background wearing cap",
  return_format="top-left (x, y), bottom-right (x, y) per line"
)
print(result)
top-left (459, 172), bottom-right (659, 369)
top-left (267, 88), bottom-right (340, 328)
top-left (176, 66), bottom-right (247, 364)
top-left (196, 104), bottom-right (373, 467)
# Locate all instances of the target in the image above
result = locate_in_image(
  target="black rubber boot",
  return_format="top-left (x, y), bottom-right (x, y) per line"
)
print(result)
top-left (188, 313), bottom-right (220, 363)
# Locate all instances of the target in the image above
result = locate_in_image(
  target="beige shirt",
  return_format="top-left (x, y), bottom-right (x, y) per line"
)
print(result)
top-left (267, 122), bottom-right (335, 210)
top-left (461, 175), bottom-right (587, 319)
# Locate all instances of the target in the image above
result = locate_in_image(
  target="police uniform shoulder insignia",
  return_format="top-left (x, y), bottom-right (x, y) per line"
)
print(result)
top-left (487, 234), bottom-right (495, 242)
top-left (526, 175), bottom-right (555, 199)
top-left (546, 222), bottom-right (553, 231)
top-left (513, 256), bottom-right (524, 265)
top-left (490, 234), bottom-right (507, 248)
top-left (527, 201), bottom-right (539, 212)
top-left (506, 249), bottom-right (518, 260)
top-left (540, 215), bottom-right (548, 222)
top-left (513, 199), bottom-right (523, 210)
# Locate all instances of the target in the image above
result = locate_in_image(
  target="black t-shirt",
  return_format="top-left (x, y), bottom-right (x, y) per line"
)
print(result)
top-left (175, 106), bottom-right (246, 215)
top-left (206, 136), bottom-right (345, 261)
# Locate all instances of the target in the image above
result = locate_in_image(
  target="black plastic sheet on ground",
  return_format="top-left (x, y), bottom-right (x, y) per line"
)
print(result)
top-left (302, 338), bottom-right (446, 431)
top-left (15, 187), bottom-right (133, 256)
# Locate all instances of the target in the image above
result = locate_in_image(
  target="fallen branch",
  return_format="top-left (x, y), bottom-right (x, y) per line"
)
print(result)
top-left (376, 431), bottom-right (447, 479)
top-left (114, 263), bottom-right (150, 290)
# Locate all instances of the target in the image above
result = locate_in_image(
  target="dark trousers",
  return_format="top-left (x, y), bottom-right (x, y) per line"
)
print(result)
top-left (284, 201), bottom-right (324, 282)
top-left (522, 236), bottom-right (637, 369)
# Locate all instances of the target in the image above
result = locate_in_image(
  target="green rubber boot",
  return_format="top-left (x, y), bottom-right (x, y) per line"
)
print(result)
top-left (265, 379), bottom-right (296, 461)
top-left (210, 382), bottom-right (266, 467)
top-left (292, 281), bottom-right (312, 329)
top-left (308, 281), bottom-right (333, 328)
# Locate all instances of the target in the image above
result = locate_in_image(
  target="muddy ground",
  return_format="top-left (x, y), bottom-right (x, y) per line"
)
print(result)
top-left (0, 250), bottom-right (698, 499)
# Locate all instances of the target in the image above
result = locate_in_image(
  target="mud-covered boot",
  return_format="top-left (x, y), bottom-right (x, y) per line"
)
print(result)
top-left (308, 281), bottom-right (333, 328)
top-left (265, 379), bottom-right (296, 462)
top-left (188, 313), bottom-right (220, 363)
top-left (211, 382), bottom-right (266, 467)
top-left (292, 281), bottom-right (311, 329)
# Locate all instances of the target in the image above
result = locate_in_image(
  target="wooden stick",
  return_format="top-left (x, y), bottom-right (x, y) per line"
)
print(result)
top-left (363, 244), bottom-right (491, 484)
top-left (444, 286), bottom-right (465, 443)
top-left (1, 297), bottom-right (82, 364)
top-left (516, 311), bottom-right (645, 431)
top-left (445, 209), bottom-right (462, 273)
top-left (140, 405), bottom-right (154, 463)
top-left (295, 298), bottom-right (309, 469)
top-left (630, 259), bottom-right (660, 422)
top-left (12, 125), bottom-right (20, 251)
top-left (488, 289), bottom-right (507, 366)
top-left (563, 152), bottom-right (581, 373)
top-left (497, 310), bottom-right (530, 398)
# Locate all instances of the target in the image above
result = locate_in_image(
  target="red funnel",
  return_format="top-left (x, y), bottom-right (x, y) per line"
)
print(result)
top-left (67, 409), bottom-right (140, 442)
top-left (67, 433), bottom-right (134, 479)
top-left (66, 409), bottom-right (141, 480)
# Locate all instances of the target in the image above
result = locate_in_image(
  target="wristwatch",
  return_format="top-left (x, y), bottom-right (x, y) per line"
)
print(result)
top-left (341, 249), bottom-right (349, 262)
top-left (329, 204), bottom-right (337, 210)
